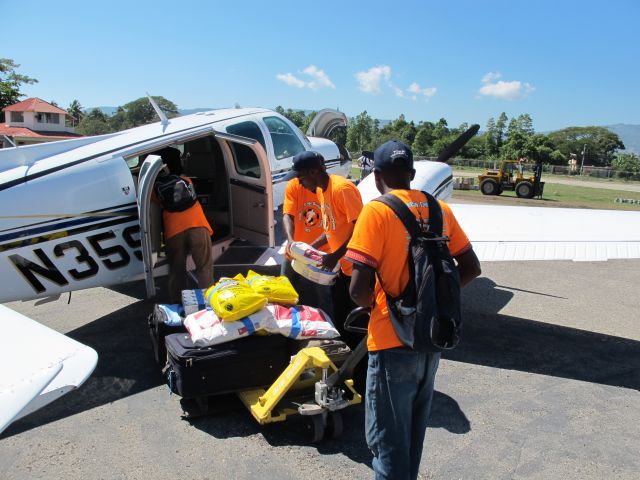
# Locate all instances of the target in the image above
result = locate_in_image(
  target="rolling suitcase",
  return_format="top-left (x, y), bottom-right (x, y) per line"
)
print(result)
top-left (165, 333), bottom-right (291, 399)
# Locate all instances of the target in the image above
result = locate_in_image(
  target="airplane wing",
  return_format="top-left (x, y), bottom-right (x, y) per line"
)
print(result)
top-left (0, 305), bottom-right (97, 434)
top-left (449, 204), bottom-right (640, 261)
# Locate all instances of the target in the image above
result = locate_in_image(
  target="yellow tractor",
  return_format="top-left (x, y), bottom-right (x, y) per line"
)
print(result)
top-left (478, 159), bottom-right (544, 198)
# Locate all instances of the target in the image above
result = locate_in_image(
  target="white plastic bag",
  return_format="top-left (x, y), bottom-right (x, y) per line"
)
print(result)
top-left (184, 308), bottom-right (272, 347)
top-left (262, 304), bottom-right (340, 340)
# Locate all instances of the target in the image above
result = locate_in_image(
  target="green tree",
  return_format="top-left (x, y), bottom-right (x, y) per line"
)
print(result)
top-left (67, 99), bottom-right (84, 127)
top-left (346, 110), bottom-right (376, 152)
top-left (113, 96), bottom-right (178, 130)
top-left (547, 126), bottom-right (624, 166)
top-left (495, 112), bottom-right (508, 151)
top-left (612, 152), bottom-right (640, 179)
top-left (0, 58), bottom-right (38, 121)
top-left (77, 108), bottom-right (112, 135)
top-left (301, 111), bottom-right (317, 133)
top-left (411, 121), bottom-right (435, 156)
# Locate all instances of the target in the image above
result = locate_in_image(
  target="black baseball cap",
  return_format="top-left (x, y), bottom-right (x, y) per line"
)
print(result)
top-left (373, 140), bottom-right (414, 171)
top-left (284, 150), bottom-right (325, 180)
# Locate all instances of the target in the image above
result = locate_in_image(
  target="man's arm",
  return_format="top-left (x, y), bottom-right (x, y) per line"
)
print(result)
top-left (320, 221), bottom-right (356, 271)
top-left (454, 248), bottom-right (481, 288)
top-left (283, 214), bottom-right (295, 244)
top-left (349, 263), bottom-right (376, 308)
top-left (310, 233), bottom-right (328, 250)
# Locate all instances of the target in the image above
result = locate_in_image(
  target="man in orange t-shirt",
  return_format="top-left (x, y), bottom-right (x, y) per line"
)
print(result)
top-left (346, 140), bottom-right (481, 480)
top-left (154, 147), bottom-right (213, 303)
top-left (281, 177), bottom-right (332, 315)
top-left (283, 151), bottom-right (363, 338)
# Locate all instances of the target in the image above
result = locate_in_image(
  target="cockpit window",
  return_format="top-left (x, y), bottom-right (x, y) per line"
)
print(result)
top-left (263, 116), bottom-right (305, 160)
top-left (226, 121), bottom-right (266, 151)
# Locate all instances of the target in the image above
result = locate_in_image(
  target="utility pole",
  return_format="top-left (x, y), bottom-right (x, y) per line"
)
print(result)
top-left (580, 144), bottom-right (587, 175)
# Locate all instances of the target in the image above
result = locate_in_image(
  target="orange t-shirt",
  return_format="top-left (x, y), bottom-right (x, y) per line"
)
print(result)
top-left (282, 178), bottom-right (327, 251)
top-left (346, 190), bottom-right (471, 351)
top-left (158, 177), bottom-right (213, 240)
top-left (316, 175), bottom-right (363, 276)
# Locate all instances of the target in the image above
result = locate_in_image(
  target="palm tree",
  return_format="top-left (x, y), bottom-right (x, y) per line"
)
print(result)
top-left (67, 99), bottom-right (84, 127)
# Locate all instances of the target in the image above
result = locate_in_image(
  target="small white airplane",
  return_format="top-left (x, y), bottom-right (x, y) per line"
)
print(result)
top-left (0, 105), bottom-right (638, 433)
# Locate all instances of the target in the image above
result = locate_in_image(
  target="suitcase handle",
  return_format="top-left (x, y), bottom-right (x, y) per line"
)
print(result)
top-left (343, 307), bottom-right (370, 334)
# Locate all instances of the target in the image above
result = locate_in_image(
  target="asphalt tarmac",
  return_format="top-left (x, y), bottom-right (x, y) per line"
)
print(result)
top-left (2, 256), bottom-right (639, 480)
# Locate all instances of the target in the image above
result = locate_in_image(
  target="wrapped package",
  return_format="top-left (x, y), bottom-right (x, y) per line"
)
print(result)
top-left (184, 308), bottom-right (273, 347)
top-left (263, 304), bottom-right (340, 340)
top-left (289, 242), bottom-right (340, 285)
top-left (181, 289), bottom-right (207, 315)
top-left (204, 274), bottom-right (268, 322)
top-left (245, 270), bottom-right (299, 305)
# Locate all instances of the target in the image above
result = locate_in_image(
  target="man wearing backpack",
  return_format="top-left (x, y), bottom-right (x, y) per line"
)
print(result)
top-left (346, 140), bottom-right (481, 480)
top-left (154, 147), bottom-right (213, 303)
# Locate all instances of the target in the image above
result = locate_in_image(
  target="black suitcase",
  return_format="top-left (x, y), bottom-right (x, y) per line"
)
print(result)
top-left (148, 305), bottom-right (186, 367)
top-left (165, 333), bottom-right (291, 399)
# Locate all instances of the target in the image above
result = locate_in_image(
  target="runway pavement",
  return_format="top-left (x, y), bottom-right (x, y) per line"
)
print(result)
top-left (1, 257), bottom-right (639, 480)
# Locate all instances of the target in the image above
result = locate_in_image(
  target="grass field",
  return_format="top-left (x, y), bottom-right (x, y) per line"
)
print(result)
top-left (452, 183), bottom-right (640, 210)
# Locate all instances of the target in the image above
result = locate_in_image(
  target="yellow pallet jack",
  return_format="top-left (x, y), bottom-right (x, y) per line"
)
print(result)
top-left (237, 308), bottom-right (369, 442)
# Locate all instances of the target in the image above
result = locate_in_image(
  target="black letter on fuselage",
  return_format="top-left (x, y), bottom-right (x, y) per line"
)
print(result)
top-left (53, 240), bottom-right (100, 279)
top-left (9, 249), bottom-right (68, 293)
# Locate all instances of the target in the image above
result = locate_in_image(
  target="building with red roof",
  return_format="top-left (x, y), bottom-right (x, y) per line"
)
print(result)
top-left (1, 98), bottom-right (83, 148)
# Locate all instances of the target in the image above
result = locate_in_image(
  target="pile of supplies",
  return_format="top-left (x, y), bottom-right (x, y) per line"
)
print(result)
top-left (159, 270), bottom-right (339, 348)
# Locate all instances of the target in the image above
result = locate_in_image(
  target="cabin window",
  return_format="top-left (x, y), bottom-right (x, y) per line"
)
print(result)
top-left (226, 121), bottom-right (266, 151)
top-left (263, 116), bottom-right (305, 160)
top-left (10, 112), bottom-right (24, 122)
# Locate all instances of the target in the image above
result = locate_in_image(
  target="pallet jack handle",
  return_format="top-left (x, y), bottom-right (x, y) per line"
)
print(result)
top-left (324, 307), bottom-right (370, 389)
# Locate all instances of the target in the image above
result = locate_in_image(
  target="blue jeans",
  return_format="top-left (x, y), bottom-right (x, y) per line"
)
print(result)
top-left (366, 348), bottom-right (441, 480)
top-left (280, 258), bottom-right (333, 318)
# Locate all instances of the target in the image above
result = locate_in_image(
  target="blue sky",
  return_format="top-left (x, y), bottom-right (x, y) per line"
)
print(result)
top-left (5, 0), bottom-right (639, 131)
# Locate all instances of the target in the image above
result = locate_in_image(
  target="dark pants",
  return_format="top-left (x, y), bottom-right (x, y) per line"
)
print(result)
top-left (281, 258), bottom-right (333, 317)
top-left (366, 348), bottom-right (441, 480)
top-left (166, 227), bottom-right (213, 303)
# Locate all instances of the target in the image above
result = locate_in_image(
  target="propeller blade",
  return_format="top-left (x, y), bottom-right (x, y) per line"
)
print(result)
top-left (436, 124), bottom-right (480, 163)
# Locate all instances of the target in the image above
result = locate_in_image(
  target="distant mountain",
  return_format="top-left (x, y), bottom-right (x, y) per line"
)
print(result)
top-left (605, 124), bottom-right (640, 154)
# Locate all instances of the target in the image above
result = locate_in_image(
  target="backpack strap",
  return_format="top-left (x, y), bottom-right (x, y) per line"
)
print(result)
top-left (421, 191), bottom-right (443, 237)
top-left (373, 193), bottom-right (421, 242)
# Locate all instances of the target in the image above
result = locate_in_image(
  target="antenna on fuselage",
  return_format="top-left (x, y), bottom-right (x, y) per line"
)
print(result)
top-left (146, 93), bottom-right (169, 127)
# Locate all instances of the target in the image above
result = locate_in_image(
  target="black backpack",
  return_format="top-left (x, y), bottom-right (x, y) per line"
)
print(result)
top-left (372, 191), bottom-right (462, 352)
top-left (155, 174), bottom-right (198, 212)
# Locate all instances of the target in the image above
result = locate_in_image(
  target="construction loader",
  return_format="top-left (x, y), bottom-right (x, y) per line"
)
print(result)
top-left (478, 159), bottom-right (544, 198)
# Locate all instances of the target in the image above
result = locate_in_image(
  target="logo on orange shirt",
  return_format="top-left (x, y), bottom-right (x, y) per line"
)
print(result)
top-left (302, 205), bottom-right (321, 228)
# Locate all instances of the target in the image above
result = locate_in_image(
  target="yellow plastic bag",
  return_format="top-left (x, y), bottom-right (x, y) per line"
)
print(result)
top-left (204, 274), bottom-right (268, 322)
top-left (246, 270), bottom-right (299, 305)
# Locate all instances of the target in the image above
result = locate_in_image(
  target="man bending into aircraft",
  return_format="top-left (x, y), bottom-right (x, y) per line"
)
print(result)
top-left (154, 147), bottom-right (213, 303)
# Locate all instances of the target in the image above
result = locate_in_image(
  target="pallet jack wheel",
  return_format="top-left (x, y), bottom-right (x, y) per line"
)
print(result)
top-left (326, 411), bottom-right (343, 439)
top-left (306, 414), bottom-right (325, 443)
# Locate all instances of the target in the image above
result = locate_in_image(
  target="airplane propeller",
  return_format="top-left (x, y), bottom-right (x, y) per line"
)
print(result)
top-left (435, 123), bottom-right (480, 163)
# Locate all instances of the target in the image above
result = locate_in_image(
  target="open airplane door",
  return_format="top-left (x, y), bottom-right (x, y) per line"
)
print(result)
top-left (217, 131), bottom-right (275, 247)
top-left (137, 154), bottom-right (165, 298)
top-left (306, 109), bottom-right (348, 138)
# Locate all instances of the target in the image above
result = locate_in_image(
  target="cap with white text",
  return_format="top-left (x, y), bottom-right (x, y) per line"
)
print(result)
top-left (373, 140), bottom-right (414, 171)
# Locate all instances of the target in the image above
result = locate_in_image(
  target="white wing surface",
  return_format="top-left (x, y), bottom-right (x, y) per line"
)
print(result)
top-left (0, 305), bottom-right (97, 433)
top-left (449, 204), bottom-right (640, 261)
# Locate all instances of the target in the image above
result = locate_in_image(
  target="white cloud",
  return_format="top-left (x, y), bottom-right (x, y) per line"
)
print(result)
top-left (355, 65), bottom-right (392, 94)
top-left (302, 65), bottom-right (335, 90)
top-left (276, 73), bottom-right (306, 88)
top-left (481, 71), bottom-right (502, 84)
top-left (479, 72), bottom-right (534, 100)
top-left (407, 82), bottom-right (437, 100)
top-left (277, 65), bottom-right (336, 90)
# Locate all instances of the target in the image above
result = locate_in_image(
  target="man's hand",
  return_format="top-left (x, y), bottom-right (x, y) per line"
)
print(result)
top-left (321, 251), bottom-right (340, 271)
